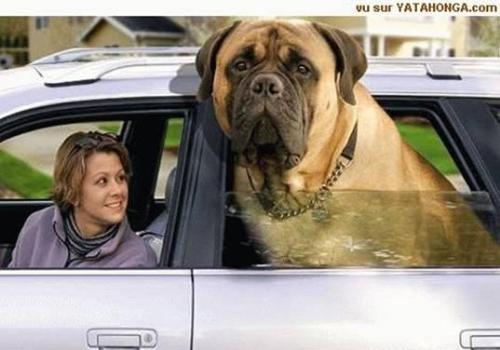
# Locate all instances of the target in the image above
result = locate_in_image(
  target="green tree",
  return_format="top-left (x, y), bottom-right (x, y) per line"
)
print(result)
top-left (470, 17), bottom-right (500, 57)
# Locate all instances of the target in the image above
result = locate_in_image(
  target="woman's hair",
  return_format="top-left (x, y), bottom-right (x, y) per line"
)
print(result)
top-left (52, 131), bottom-right (131, 211)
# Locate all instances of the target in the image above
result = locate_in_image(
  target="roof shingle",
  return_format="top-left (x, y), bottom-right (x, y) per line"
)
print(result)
top-left (112, 17), bottom-right (185, 34)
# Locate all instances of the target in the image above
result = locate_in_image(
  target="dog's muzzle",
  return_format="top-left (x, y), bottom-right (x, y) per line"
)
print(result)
top-left (250, 74), bottom-right (284, 100)
top-left (231, 72), bottom-right (306, 169)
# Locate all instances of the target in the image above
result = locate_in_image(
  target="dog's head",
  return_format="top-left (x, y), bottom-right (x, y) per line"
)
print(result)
top-left (196, 20), bottom-right (366, 174)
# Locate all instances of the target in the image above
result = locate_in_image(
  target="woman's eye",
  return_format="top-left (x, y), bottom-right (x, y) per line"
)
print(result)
top-left (117, 174), bottom-right (127, 183)
top-left (234, 61), bottom-right (248, 72)
top-left (297, 64), bottom-right (310, 75)
top-left (96, 178), bottom-right (107, 185)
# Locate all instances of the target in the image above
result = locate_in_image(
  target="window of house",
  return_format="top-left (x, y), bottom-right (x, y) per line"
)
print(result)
top-left (35, 17), bottom-right (49, 30)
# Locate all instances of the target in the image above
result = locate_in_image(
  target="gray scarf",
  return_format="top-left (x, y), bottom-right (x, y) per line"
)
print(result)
top-left (62, 210), bottom-right (119, 257)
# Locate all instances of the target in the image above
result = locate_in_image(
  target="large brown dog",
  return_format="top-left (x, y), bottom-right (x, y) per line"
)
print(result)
top-left (196, 20), bottom-right (496, 267)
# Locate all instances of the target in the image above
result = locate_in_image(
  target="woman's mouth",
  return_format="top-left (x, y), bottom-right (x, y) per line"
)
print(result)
top-left (105, 201), bottom-right (124, 209)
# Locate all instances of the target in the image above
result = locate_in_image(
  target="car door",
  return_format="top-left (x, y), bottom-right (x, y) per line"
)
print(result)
top-left (181, 98), bottom-right (500, 349)
top-left (192, 269), bottom-right (500, 350)
top-left (0, 270), bottom-right (192, 350)
top-left (0, 100), bottom-right (193, 350)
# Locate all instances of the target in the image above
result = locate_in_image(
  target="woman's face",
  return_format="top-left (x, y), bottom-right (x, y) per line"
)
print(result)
top-left (73, 151), bottom-right (128, 237)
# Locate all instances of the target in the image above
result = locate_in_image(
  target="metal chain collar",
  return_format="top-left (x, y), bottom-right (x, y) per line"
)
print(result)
top-left (246, 122), bottom-right (358, 221)
top-left (251, 156), bottom-right (353, 220)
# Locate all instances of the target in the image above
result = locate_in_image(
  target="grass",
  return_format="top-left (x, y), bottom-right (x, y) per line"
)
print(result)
top-left (0, 150), bottom-right (53, 198)
top-left (97, 122), bottom-right (121, 134)
top-left (165, 118), bottom-right (183, 149)
top-left (97, 118), bottom-right (183, 149)
top-left (396, 122), bottom-right (459, 175)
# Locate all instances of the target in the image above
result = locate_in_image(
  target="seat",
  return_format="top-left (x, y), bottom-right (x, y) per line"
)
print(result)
top-left (0, 244), bottom-right (13, 267)
top-left (140, 167), bottom-right (177, 263)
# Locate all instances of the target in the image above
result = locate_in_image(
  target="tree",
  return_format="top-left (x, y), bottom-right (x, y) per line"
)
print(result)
top-left (470, 17), bottom-right (500, 57)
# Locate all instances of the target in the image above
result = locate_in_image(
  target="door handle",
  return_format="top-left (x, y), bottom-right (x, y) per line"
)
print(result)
top-left (87, 328), bottom-right (157, 349)
top-left (460, 329), bottom-right (500, 349)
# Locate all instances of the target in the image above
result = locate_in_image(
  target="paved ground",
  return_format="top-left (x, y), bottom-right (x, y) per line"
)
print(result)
top-left (0, 185), bottom-right (19, 199)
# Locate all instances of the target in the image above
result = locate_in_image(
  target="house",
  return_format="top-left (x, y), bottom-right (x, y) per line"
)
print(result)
top-left (79, 17), bottom-right (186, 48)
top-left (24, 16), bottom-right (496, 63)
top-left (313, 16), bottom-right (455, 57)
top-left (28, 17), bottom-right (186, 61)
top-left (29, 17), bottom-right (93, 61)
top-left (0, 17), bottom-right (28, 67)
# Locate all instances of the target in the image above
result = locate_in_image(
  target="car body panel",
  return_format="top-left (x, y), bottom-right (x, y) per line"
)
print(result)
top-left (0, 270), bottom-right (192, 350)
top-left (193, 269), bottom-right (500, 350)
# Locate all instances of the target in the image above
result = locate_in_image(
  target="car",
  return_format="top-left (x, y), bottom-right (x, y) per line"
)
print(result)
top-left (0, 46), bottom-right (499, 350)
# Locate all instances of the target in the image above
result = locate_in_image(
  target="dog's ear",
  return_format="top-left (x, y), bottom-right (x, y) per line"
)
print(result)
top-left (196, 21), bottom-right (241, 101)
top-left (312, 22), bottom-right (367, 105)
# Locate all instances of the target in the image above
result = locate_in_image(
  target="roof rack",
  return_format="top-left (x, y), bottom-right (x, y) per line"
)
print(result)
top-left (368, 56), bottom-right (500, 66)
top-left (368, 57), bottom-right (500, 80)
top-left (32, 47), bottom-right (200, 64)
top-left (368, 56), bottom-right (500, 80)
top-left (43, 56), bottom-right (197, 87)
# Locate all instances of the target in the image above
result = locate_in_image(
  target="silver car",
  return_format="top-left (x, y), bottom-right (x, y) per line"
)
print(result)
top-left (0, 47), bottom-right (499, 350)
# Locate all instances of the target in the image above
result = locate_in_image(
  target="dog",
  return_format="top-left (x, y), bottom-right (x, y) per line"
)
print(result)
top-left (195, 19), bottom-right (497, 267)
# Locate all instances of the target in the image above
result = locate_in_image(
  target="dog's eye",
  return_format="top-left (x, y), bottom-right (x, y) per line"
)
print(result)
top-left (297, 64), bottom-right (310, 75)
top-left (234, 61), bottom-right (249, 72)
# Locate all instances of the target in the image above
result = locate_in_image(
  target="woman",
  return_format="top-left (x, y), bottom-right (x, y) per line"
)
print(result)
top-left (8, 131), bottom-right (157, 268)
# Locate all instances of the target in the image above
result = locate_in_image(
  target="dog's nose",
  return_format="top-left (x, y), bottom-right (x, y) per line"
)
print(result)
top-left (251, 74), bottom-right (284, 98)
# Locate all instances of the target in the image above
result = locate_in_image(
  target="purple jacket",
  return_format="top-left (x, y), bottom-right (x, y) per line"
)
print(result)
top-left (8, 205), bottom-right (157, 268)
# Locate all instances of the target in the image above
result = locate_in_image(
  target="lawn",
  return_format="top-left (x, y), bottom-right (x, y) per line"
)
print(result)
top-left (0, 150), bottom-right (53, 198)
top-left (396, 122), bottom-right (459, 175)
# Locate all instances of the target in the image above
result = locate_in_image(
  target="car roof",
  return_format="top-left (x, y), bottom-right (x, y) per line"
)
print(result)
top-left (0, 47), bottom-right (499, 119)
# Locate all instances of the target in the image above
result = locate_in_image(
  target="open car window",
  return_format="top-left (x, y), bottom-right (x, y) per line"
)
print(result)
top-left (221, 100), bottom-right (500, 268)
top-left (0, 104), bottom-right (189, 269)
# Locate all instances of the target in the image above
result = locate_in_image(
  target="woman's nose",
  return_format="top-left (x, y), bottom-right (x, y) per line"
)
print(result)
top-left (110, 179), bottom-right (126, 195)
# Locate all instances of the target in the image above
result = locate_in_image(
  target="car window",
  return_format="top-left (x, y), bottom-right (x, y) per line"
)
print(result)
top-left (394, 115), bottom-right (469, 192)
top-left (221, 103), bottom-right (500, 268)
top-left (0, 121), bottom-right (123, 200)
top-left (0, 109), bottom-right (188, 269)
